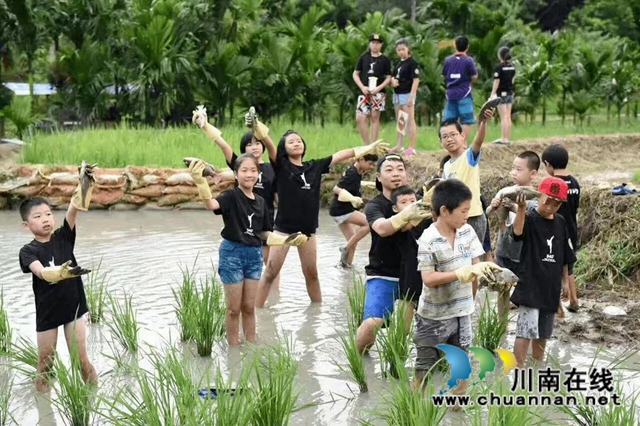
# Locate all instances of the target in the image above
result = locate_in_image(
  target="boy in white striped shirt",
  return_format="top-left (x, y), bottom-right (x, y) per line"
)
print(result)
top-left (413, 179), bottom-right (501, 390)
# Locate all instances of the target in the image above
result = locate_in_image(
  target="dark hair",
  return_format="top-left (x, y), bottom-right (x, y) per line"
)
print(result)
top-left (439, 154), bottom-right (451, 171)
top-left (395, 38), bottom-right (410, 53)
top-left (439, 120), bottom-right (463, 138)
top-left (233, 153), bottom-right (260, 172)
top-left (498, 46), bottom-right (512, 62)
top-left (20, 197), bottom-right (50, 221)
top-left (432, 179), bottom-right (472, 217)
top-left (390, 185), bottom-right (416, 205)
top-left (376, 154), bottom-right (405, 172)
top-left (360, 154), bottom-right (379, 162)
top-left (541, 144), bottom-right (569, 169)
top-left (454, 36), bottom-right (469, 52)
top-left (277, 130), bottom-right (307, 159)
top-left (239, 131), bottom-right (264, 154)
top-left (517, 150), bottom-right (541, 171)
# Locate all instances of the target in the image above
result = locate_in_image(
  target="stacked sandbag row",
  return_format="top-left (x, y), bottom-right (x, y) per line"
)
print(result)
top-left (0, 165), bottom-right (235, 210)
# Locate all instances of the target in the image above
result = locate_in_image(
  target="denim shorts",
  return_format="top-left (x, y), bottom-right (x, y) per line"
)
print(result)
top-left (443, 96), bottom-right (475, 124)
top-left (218, 239), bottom-right (263, 284)
top-left (363, 277), bottom-right (399, 321)
top-left (393, 93), bottom-right (414, 106)
top-left (499, 94), bottom-right (514, 104)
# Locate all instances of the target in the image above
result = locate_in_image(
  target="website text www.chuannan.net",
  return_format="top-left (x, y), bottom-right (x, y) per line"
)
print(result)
top-left (431, 392), bottom-right (622, 408)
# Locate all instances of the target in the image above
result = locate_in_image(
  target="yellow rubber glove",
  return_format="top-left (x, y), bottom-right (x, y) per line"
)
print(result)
top-left (41, 260), bottom-right (91, 284)
top-left (245, 106), bottom-right (269, 140)
top-left (353, 139), bottom-right (390, 158)
top-left (71, 161), bottom-right (97, 211)
top-left (266, 232), bottom-right (309, 246)
top-left (338, 189), bottom-right (363, 208)
top-left (390, 201), bottom-right (431, 230)
top-left (455, 262), bottom-right (503, 283)
top-left (192, 105), bottom-right (222, 141)
top-left (360, 181), bottom-right (376, 189)
top-left (188, 159), bottom-right (213, 200)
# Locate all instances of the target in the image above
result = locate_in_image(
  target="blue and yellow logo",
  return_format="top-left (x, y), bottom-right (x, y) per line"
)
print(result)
top-left (437, 344), bottom-right (517, 390)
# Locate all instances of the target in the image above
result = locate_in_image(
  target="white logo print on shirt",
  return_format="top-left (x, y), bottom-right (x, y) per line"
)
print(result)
top-left (542, 235), bottom-right (556, 263)
top-left (396, 66), bottom-right (402, 78)
top-left (300, 173), bottom-right (311, 190)
top-left (368, 62), bottom-right (376, 74)
top-left (255, 171), bottom-right (264, 189)
top-left (48, 257), bottom-right (56, 267)
top-left (245, 213), bottom-right (256, 236)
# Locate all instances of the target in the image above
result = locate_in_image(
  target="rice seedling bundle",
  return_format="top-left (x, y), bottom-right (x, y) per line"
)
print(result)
top-left (346, 273), bottom-right (366, 331)
top-left (173, 265), bottom-right (199, 342)
top-left (473, 295), bottom-right (509, 352)
top-left (85, 258), bottom-right (108, 324)
top-left (376, 300), bottom-right (413, 379)
top-left (106, 292), bottom-right (139, 353)
top-left (335, 324), bottom-right (368, 393)
top-left (0, 290), bottom-right (12, 354)
top-left (193, 273), bottom-right (226, 357)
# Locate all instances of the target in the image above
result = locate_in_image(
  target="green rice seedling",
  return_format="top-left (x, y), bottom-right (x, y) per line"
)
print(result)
top-left (0, 373), bottom-right (16, 425)
top-left (7, 335), bottom-right (39, 376)
top-left (106, 292), bottom-right (139, 353)
top-left (469, 379), bottom-right (546, 426)
top-left (0, 290), bottom-right (12, 353)
top-left (193, 273), bottom-right (226, 357)
top-left (632, 170), bottom-right (640, 183)
top-left (252, 336), bottom-right (298, 426)
top-left (85, 257), bottom-right (109, 323)
top-left (211, 364), bottom-right (255, 426)
top-left (554, 382), bottom-right (638, 426)
top-left (376, 300), bottom-right (413, 379)
top-left (346, 273), bottom-right (366, 331)
top-left (473, 295), bottom-right (509, 352)
top-left (172, 264), bottom-right (199, 342)
top-left (335, 323), bottom-right (368, 393)
top-left (51, 335), bottom-right (97, 426)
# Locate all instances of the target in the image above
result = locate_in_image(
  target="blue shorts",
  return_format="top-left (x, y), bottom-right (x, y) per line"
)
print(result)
top-left (499, 94), bottom-right (514, 104)
top-left (443, 96), bottom-right (475, 124)
top-left (393, 93), bottom-right (413, 106)
top-left (218, 239), bottom-right (263, 284)
top-left (363, 277), bottom-right (399, 321)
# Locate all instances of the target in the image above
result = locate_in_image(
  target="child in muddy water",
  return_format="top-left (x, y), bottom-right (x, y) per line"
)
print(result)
top-left (511, 177), bottom-right (576, 368)
top-left (18, 163), bottom-right (98, 393)
top-left (186, 153), bottom-right (308, 345)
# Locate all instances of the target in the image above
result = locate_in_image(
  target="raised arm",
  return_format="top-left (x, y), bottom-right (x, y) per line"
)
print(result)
top-left (245, 107), bottom-right (277, 164)
top-left (471, 113), bottom-right (490, 155)
top-left (192, 105), bottom-right (234, 164)
top-left (513, 193), bottom-right (527, 236)
top-left (330, 140), bottom-right (390, 167)
top-left (67, 161), bottom-right (97, 229)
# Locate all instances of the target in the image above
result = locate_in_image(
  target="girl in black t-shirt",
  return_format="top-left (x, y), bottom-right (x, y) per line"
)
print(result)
top-left (390, 39), bottom-right (420, 156)
top-left (491, 46), bottom-right (516, 145)
top-left (255, 130), bottom-right (390, 308)
top-left (187, 153), bottom-right (307, 345)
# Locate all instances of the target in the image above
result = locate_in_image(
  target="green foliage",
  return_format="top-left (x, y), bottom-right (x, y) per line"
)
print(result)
top-left (335, 323), bottom-right (368, 393)
top-left (173, 264), bottom-right (199, 342)
top-left (473, 295), bottom-right (509, 352)
top-left (85, 257), bottom-right (108, 324)
top-left (106, 292), bottom-right (139, 353)
top-left (192, 272), bottom-right (226, 357)
top-left (346, 273), bottom-right (366, 331)
top-left (0, 290), bottom-right (12, 354)
top-left (1, 96), bottom-right (42, 139)
top-left (375, 300), bottom-right (413, 379)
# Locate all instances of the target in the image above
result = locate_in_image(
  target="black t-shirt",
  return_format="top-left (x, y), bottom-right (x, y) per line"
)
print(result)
top-left (329, 165), bottom-right (362, 217)
top-left (214, 187), bottom-right (271, 246)
top-left (510, 210), bottom-right (576, 311)
top-left (272, 155), bottom-right (333, 235)
top-left (393, 57), bottom-right (420, 94)
top-left (556, 174), bottom-right (580, 250)
top-left (227, 152), bottom-right (277, 218)
top-left (494, 62), bottom-right (516, 95)
top-left (19, 219), bottom-right (88, 332)
top-left (364, 194), bottom-right (402, 278)
top-left (355, 52), bottom-right (392, 86)
top-left (396, 218), bottom-right (433, 302)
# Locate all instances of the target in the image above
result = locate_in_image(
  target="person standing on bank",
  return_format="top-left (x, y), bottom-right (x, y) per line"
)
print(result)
top-left (491, 46), bottom-right (516, 145)
top-left (442, 35), bottom-right (478, 141)
top-left (254, 127), bottom-right (390, 307)
top-left (390, 38), bottom-right (420, 156)
top-left (353, 33), bottom-right (392, 145)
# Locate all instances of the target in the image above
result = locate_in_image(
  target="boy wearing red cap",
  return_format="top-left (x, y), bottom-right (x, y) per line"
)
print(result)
top-left (511, 177), bottom-right (576, 368)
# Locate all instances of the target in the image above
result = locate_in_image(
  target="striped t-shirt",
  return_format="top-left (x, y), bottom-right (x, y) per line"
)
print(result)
top-left (416, 223), bottom-right (484, 321)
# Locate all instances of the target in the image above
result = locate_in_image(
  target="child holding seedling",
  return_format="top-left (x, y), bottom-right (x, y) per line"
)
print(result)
top-left (541, 144), bottom-right (580, 312)
top-left (18, 163), bottom-right (98, 392)
top-left (414, 179), bottom-right (501, 391)
top-left (331, 154), bottom-right (379, 267)
top-left (511, 177), bottom-right (576, 368)
top-left (186, 154), bottom-right (307, 345)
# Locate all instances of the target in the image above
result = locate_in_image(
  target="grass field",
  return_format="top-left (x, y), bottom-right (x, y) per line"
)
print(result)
top-left (19, 117), bottom-right (640, 167)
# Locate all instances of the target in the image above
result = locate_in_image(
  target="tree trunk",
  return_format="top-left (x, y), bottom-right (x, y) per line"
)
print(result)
top-left (410, 0), bottom-right (417, 23)
top-left (542, 99), bottom-right (546, 126)
top-left (561, 91), bottom-right (566, 124)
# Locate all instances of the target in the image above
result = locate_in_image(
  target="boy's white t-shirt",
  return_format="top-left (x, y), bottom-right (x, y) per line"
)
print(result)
top-left (416, 223), bottom-right (484, 321)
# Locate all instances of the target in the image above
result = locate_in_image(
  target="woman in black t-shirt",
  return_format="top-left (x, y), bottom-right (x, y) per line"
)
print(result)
top-left (255, 130), bottom-right (390, 307)
top-left (390, 39), bottom-right (420, 156)
top-left (491, 46), bottom-right (516, 145)
top-left (187, 153), bottom-right (307, 346)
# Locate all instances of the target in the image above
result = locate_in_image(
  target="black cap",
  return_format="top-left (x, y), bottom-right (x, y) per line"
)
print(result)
top-left (369, 33), bottom-right (383, 43)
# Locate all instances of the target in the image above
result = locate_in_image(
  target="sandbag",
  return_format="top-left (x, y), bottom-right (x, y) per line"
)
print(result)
top-left (162, 185), bottom-right (200, 196)
top-left (96, 174), bottom-right (126, 187)
top-left (46, 196), bottom-right (70, 207)
top-left (15, 165), bottom-right (37, 177)
top-left (120, 194), bottom-right (148, 205)
top-left (166, 172), bottom-right (194, 186)
top-left (129, 184), bottom-right (164, 198)
top-left (41, 184), bottom-right (77, 197)
top-left (157, 194), bottom-right (193, 207)
top-left (10, 184), bottom-right (46, 197)
top-left (0, 177), bottom-right (32, 193)
top-left (45, 172), bottom-right (79, 186)
top-left (91, 188), bottom-right (125, 206)
top-left (127, 173), bottom-right (161, 190)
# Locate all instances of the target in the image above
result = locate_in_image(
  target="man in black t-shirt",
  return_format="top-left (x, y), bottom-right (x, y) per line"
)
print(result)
top-left (18, 186), bottom-right (98, 392)
top-left (353, 33), bottom-right (392, 145)
top-left (355, 154), bottom-right (431, 353)
top-left (511, 177), bottom-right (576, 369)
top-left (542, 144), bottom-right (580, 312)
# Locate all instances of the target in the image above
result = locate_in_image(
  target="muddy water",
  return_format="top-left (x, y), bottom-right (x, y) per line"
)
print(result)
top-left (0, 210), bottom-right (638, 425)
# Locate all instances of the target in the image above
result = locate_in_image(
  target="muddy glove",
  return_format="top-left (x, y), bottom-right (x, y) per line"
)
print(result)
top-left (390, 201), bottom-right (431, 230)
top-left (338, 189), bottom-right (363, 208)
top-left (455, 262), bottom-right (503, 283)
top-left (244, 106), bottom-right (270, 140)
top-left (41, 260), bottom-right (91, 284)
top-left (266, 232), bottom-right (308, 246)
top-left (360, 181), bottom-right (376, 189)
top-left (71, 161), bottom-right (97, 211)
top-left (192, 105), bottom-right (222, 141)
top-left (353, 139), bottom-right (390, 159)
top-left (188, 159), bottom-right (212, 200)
